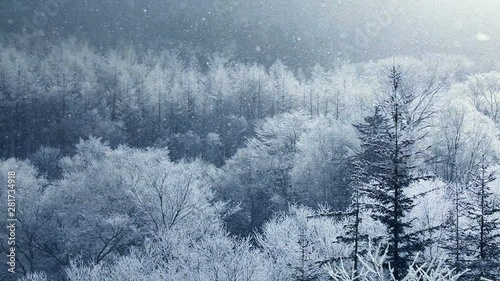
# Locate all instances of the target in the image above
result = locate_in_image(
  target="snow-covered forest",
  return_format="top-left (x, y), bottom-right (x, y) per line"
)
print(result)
top-left (0, 1), bottom-right (499, 281)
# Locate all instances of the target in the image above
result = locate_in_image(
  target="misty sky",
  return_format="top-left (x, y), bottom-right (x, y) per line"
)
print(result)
top-left (0, 0), bottom-right (499, 67)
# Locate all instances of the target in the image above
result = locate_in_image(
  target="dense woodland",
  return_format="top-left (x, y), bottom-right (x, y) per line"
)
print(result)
top-left (0, 39), bottom-right (499, 281)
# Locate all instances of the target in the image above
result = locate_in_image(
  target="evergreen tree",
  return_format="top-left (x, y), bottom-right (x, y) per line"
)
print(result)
top-left (315, 102), bottom-right (414, 276)
top-left (443, 177), bottom-right (469, 273)
top-left (464, 146), bottom-right (500, 280)
top-left (345, 110), bottom-right (391, 273)
top-left (307, 187), bottom-right (366, 274)
top-left (336, 186), bottom-right (368, 274)
top-left (355, 65), bottom-right (432, 280)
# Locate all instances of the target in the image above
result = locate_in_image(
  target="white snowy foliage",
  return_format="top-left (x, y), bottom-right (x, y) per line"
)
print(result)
top-left (406, 179), bottom-right (452, 260)
top-left (291, 117), bottom-right (359, 205)
top-left (327, 244), bottom-right (465, 281)
top-left (257, 206), bottom-right (349, 280)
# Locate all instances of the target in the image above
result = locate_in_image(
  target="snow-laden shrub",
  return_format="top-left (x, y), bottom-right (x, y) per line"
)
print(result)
top-left (257, 205), bottom-right (350, 281)
top-left (327, 243), bottom-right (465, 281)
top-left (65, 261), bottom-right (112, 281)
top-left (64, 212), bottom-right (270, 281)
top-left (18, 272), bottom-right (48, 281)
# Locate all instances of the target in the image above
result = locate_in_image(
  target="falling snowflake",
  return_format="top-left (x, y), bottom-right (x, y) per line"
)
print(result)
top-left (475, 32), bottom-right (491, 42)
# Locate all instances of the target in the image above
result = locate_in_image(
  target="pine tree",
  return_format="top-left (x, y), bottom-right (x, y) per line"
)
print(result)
top-left (293, 225), bottom-right (319, 281)
top-left (345, 106), bottom-right (391, 272)
top-left (464, 147), bottom-right (500, 280)
top-left (443, 178), bottom-right (468, 273)
top-left (308, 185), bottom-right (367, 274)
top-left (314, 110), bottom-right (388, 273)
top-left (337, 186), bottom-right (368, 274)
top-left (356, 65), bottom-right (432, 280)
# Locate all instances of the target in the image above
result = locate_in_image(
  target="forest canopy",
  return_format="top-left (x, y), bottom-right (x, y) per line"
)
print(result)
top-left (0, 1), bottom-right (499, 280)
